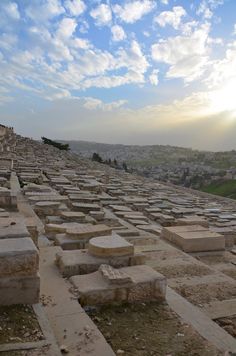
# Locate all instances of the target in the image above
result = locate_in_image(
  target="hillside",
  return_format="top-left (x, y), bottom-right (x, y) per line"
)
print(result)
top-left (201, 179), bottom-right (236, 199)
top-left (60, 140), bottom-right (236, 169)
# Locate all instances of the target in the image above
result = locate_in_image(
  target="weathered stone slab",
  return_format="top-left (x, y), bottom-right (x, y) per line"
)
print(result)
top-left (60, 211), bottom-right (86, 222)
top-left (88, 234), bottom-right (134, 257)
top-left (176, 216), bottom-right (209, 228)
top-left (162, 226), bottom-right (225, 253)
top-left (0, 273), bottom-right (40, 305)
top-left (56, 248), bottom-right (146, 277)
top-left (0, 237), bottom-right (38, 277)
top-left (161, 225), bottom-right (208, 243)
top-left (0, 217), bottom-right (30, 239)
top-left (34, 201), bottom-right (61, 216)
top-left (70, 265), bottom-right (166, 306)
top-left (66, 224), bottom-right (112, 240)
top-left (28, 195), bottom-right (68, 203)
top-left (72, 203), bottom-right (101, 213)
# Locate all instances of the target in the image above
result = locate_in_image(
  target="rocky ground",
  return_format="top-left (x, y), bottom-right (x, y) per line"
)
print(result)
top-left (0, 305), bottom-right (43, 345)
top-left (89, 302), bottom-right (222, 356)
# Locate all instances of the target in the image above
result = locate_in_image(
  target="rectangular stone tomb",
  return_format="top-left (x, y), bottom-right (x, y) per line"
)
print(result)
top-left (56, 246), bottom-right (146, 278)
top-left (0, 237), bottom-right (39, 277)
top-left (60, 211), bottom-right (86, 222)
top-left (176, 215), bottom-right (209, 228)
top-left (0, 237), bottom-right (39, 305)
top-left (71, 203), bottom-right (101, 213)
top-left (66, 224), bottom-right (112, 240)
top-left (161, 225), bottom-right (208, 243)
top-left (162, 226), bottom-right (225, 253)
top-left (0, 274), bottom-right (40, 305)
top-left (0, 218), bottom-right (30, 239)
top-left (70, 264), bottom-right (166, 306)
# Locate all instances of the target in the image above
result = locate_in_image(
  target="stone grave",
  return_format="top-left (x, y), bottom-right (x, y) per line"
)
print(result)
top-left (0, 237), bottom-right (39, 305)
top-left (161, 225), bottom-right (225, 254)
top-left (56, 233), bottom-right (146, 277)
top-left (70, 264), bottom-right (166, 306)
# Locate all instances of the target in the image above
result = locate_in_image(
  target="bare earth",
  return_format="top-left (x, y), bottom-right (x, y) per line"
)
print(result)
top-left (89, 302), bottom-right (222, 356)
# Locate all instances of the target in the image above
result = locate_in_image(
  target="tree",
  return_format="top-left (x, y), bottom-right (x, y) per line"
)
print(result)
top-left (41, 137), bottom-right (70, 151)
top-left (122, 162), bottom-right (128, 172)
top-left (92, 152), bottom-right (103, 163)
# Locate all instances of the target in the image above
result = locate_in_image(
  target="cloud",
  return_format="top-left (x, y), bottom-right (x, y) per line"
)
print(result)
top-left (149, 69), bottom-right (159, 86)
top-left (197, 1), bottom-right (213, 19)
top-left (113, 0), bottom-right (155, 24)
top-left (205, 40), bottom-right (236, 89)
top-left (90, 3), bottom-right (112, 26)
top-left (0, 33), bottom-right (18, 51)
top-left (234, 24), bottom-right (236, 35)
top-left (154, 6), bottom-right (187, 30)
top-left (151, 23), bottom-right (210, 82)
top-left (111, 25), bottom-right (126, 42)
top-left (64, 0), bottom-right (86, 16)
top-left (26, 0), bottom-right (65, 22)
top-left (2, 2), bottom-right (20, 20)
top-left (57, 18), bottom-right (77, 39)
top-left (83, 97), bottom-right (127, 111)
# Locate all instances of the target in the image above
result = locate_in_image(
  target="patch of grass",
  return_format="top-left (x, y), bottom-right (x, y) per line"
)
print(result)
top-left (201, 179), bottom-right (236, 199)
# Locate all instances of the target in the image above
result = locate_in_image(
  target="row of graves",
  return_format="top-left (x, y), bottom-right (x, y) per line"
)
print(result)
top-left (0, 132), bottom-right (40, 306)
top-left (1, 129), bottom-right (236, 352)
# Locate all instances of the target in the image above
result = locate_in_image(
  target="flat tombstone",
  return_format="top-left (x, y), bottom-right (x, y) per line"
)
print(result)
top-left (89, 234), bottom-right (134, 257)
top-left (0, 237), bottom-right (38, 277)
top-left (66, 223), bottom-right (112, 240)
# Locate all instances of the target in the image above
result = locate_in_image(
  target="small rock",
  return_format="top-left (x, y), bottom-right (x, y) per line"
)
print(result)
top-left (117, 349), bottom-right (125, 354)
top-left (60, 345), bottom-right (69, 353)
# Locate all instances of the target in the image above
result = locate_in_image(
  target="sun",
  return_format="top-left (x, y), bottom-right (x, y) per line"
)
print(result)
top-left (209, 78), bottom-right (236, 115)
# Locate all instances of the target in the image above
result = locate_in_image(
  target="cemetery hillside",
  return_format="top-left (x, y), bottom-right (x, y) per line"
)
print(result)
top-left (1, 124), bottom-right (236, 355)
top-left (1, 0), bottom-right (236, 354)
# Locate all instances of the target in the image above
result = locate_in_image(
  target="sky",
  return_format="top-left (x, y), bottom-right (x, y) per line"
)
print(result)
top-left (0, 0), bottom-right (236, 151)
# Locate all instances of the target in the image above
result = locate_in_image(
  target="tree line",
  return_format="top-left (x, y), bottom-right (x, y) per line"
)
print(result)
top-left (92, 152), bottom-right (128, 172)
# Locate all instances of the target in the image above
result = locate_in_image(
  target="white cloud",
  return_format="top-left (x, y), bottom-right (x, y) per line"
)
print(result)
top-left (117, 40), bottom-right (149, 75)
top-left (0, 33), bottom-right (17, 51)
top-left (113, 0), bottom-right (155, 24)
top-left (3, 2), bottom-right (20, 20)
top-left (161, 0), bottom-right (169, 4)
top-left (90, 3), bottom-right (112, 26)
top-left (234, 24), bottom-right (236, 35)
top-left (57, 18), bottom-right (77, 39)
top-left (151, 24), bottom-right (210, 82)
top-left (154, 6), bottom-right (187, 30)
top-left (64, 0), bottom-right (86, 16)
top-left (197, 1), bottom-right (213, 19)
top-left (26, 0), bottom-right (65, 22)
top-left (111, 25), bottom-right (126, 42)
top-left (205, 40), bottom-right (236, 89)
top-left (83, 97), bottom-right (127, 111)
top-left (149, 69), bottom-right (159, 86)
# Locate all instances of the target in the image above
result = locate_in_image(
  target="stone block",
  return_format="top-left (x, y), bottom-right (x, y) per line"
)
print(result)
top-left (88, 234), bottom-right (134, 257)
top-left (0, 273), bottom-right (40, 305)
top-left (70, 265), bottom-right (166, 306)
top-left (0, 237), bottom-right (38, 277)
top-left (66, 224), bottom-right (112, 240)
top-left (162, 226), bottom-right (225, 253)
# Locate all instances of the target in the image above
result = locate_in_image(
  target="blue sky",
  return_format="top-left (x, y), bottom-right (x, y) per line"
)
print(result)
top-left (0, 0), bottom-right (236, 150)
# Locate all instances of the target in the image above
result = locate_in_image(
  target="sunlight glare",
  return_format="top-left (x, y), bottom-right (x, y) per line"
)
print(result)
top-left (209, 79), bottom-right (236, 115)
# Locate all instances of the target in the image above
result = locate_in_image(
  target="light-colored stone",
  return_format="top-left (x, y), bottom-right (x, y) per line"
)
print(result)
top-left (88, 234), bottom-right (134, 257)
